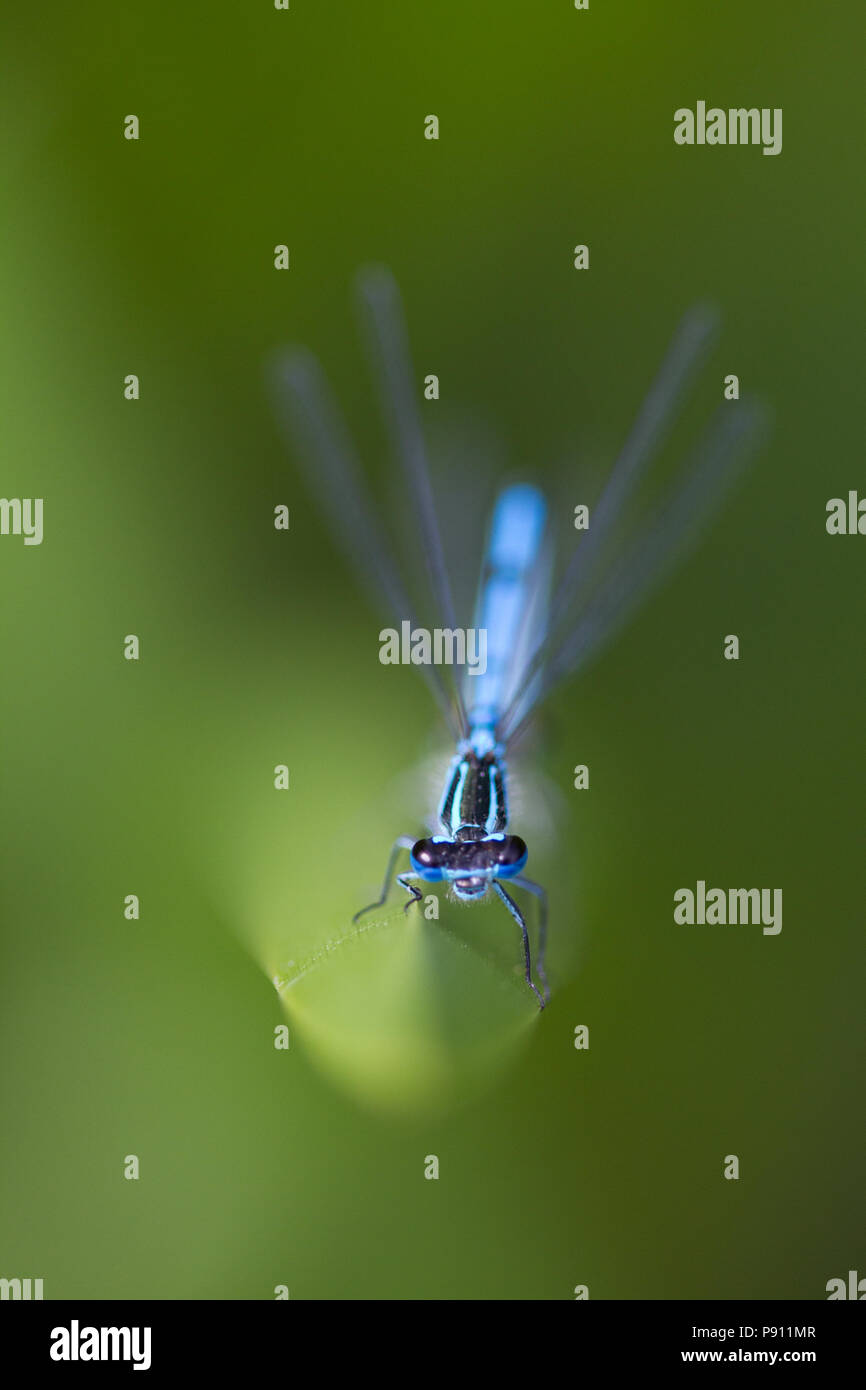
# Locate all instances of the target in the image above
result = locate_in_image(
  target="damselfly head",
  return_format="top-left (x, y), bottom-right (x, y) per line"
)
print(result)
top-left (410, 834), bottom-right (528, 899)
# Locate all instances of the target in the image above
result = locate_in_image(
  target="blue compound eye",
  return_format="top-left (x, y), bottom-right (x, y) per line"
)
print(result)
top-left (492, 835), bottom-right (527, 872)
top-left (410, 839), bottom-right (445, 879)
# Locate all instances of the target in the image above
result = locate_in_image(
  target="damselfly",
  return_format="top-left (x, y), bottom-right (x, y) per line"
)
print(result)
top-left (270, 269), bottom-right (761, 1010)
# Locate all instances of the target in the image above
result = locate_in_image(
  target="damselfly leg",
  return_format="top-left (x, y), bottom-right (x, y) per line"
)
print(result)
top-left (396, 874), bottom-right (423, 911)
top-left (492, 880), bottom-right (546, 1009)
top-left (352, 834), bottom-right (418, 924)
top-left (511, 875), bottom-right (549, 1004)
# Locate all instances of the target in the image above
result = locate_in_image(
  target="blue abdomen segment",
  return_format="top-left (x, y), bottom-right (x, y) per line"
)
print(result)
top-left (467, 483), bottom-right (547, 740)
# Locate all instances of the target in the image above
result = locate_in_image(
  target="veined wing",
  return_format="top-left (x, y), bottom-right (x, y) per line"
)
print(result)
top-left (269, 343), bottom-right (465, 741)
top-left (497, 303), bottom-right (719, 736)
top-left (356, 266), bottom-right (469, 736)
top-left (501, 398), bottom-right (767, 746)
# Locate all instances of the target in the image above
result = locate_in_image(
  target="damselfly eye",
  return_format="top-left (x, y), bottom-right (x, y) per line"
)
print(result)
top-left (494, 835), bottom-right (527, 867)
top-left (411, 838), bottom-right (444, 869)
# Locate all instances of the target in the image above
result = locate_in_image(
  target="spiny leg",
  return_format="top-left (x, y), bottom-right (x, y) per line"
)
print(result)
top-left (353, 835), bottom-right (416, 923)
top-left (512, 875), bottom-right (549, 1004)
top-left (396, 873), bottom-right (423, 912)
top-left (492, 880), bottom-right (545, 1010)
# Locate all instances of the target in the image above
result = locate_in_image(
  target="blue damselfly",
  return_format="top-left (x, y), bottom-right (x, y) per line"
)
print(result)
top-left (271, 269), bottom-right (761, 1009)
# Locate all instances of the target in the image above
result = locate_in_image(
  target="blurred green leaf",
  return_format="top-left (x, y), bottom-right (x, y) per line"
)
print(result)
top-left (270, 903), bottom-right (539, 1116)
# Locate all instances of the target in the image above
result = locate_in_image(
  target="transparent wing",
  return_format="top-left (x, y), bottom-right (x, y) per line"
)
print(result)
top-left (420, 408), bottom-right (504, 632)
top-left (355, 266), bottom-right (469, 736)
top-left (268, 347), bottom-right (464, 741)
top-left (498, 304), bottom-right (719, 734)
top-left (501, 398), bottom-right (767, 745)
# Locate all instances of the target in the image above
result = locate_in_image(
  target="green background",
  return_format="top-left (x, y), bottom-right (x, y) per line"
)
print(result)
top-left (1, 0), bottom-right (863, 1298)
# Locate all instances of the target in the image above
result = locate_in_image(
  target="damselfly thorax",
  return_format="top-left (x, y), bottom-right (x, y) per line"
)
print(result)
top-left (410, 739), bottom-right (527, 902)
top-left (440, 741), bottom-right (507, 840)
